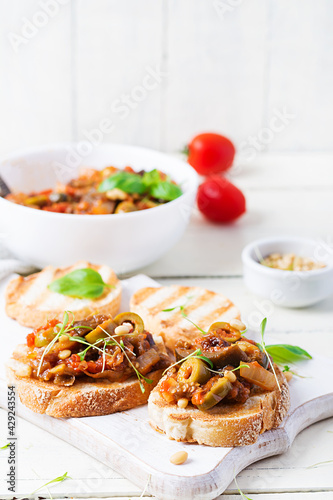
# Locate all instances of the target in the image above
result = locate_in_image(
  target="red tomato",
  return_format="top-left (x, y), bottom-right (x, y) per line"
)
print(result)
top-left (197, 176), bottom-right (246, 223)
top-left (26, 332), bottom-right (36, 348)
top-left (187, 133), bottom-right (235, 175)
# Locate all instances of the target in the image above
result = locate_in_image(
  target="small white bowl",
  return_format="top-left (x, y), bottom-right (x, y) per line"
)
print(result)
top-left (242, 236), bottom-right (333, 308)
top-left (0, 144), bottom-right (198, 274)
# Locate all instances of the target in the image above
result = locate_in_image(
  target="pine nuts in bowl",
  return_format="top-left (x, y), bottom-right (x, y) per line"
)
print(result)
top-left (242, 236), bottom-right (333, 308)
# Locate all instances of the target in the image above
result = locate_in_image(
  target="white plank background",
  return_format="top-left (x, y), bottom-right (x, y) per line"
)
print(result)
top-left (0, 0), bottom-right (333, 156)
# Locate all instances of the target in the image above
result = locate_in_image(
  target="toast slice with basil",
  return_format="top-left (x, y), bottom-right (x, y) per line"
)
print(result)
top-left (5, 261), bottom-right (121, 328)
top-left (130, 285), bottom-right (242, 351)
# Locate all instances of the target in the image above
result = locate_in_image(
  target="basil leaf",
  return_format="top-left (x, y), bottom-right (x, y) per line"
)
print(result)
top-left (150, 180), bottom-right (182, 201)
top-left (98, 171), bottom-right (145, 194)
top-left (142, 169), bottom-right (161, 187)
top-left (266, 344), bottom-right (312, 364)
top-left (48, 268), bottom-right (113, 299)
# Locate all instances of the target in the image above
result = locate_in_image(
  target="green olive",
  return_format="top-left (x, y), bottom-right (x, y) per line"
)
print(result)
top-left (25, 195), bottom-right (49, 207)
top-left (34, 328), bottom-right (57, 347)
top-left (175, 347), bottom-right (195, 362)
top-left (85, 318), bottom-right (117, 344)
top-left (49, 192), bottom-right (68, 203)
top-left (115, 201), bottom-right (137, 214)
top-left (113, 312), bottom-right (144, 335)
top-left (196, 377), bottom-right (232, 411)
top-left (208, 322), bottom-right (241, 342)
top-left (177, 358), bottom-right (211, 385)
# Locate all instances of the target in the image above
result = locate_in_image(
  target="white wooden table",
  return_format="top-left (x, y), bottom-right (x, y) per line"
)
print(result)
top-left (1, 153), bottom-right (333, 499)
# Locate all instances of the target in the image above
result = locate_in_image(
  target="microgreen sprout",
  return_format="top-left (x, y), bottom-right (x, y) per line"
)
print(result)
top-left (162, 348), bottom-right (213, 376)
top-left (31, 472), bottom-right (71, 496)
top-left (99, 327), bottom-right (153, 393)
top-left (234, 475), bottom-right (253, 499)
top-left (0, 443), bottom-right (9, 449)
top-left (162, 298), bottom-right (208, 335)
top-left (180, 309), bottom-right (207, 335)
top-left (36, 312), bottom-right (93, 376)
top-left (207, 364), bottom-right (250, 376)
top-left (282, 365), bottom-right (308, 379)
top-left (162, 295), bottom-right (194, 313)
top-left (307, 460), bottom-right (333, 469)
top-left (256, 318), bottom-right (281, 392)
top-left (37, 311), bottom-right (71, 376)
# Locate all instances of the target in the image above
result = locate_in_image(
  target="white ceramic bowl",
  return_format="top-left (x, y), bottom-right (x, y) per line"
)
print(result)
top-left (242, 236), bottom-right (333, 308)
top-left (0, 144), bottom-right (198, 274)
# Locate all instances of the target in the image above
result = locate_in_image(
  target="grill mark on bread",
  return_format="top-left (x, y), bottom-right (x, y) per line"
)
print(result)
top-left (130, 285), bottom-right (241, 350)
top-left (18, 268), bottom-right (55, 307)
top-left (138, 286), bottom-right (190, 313)
top-left (5, 261), bottom-right (122, 328)
top-left (132, 287), bottom-right (157, 303)
top-left (177, 294), bottom-right (233, 330)
top-left (158, 288), bottom-right (207, 322)
top-left (200, 304), bottom-right (240, 328)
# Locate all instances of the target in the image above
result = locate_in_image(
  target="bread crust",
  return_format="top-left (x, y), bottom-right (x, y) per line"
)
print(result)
top-left (130, 286), bottom-right (241, 351)
top-left (5, 261), bottom-right (121, 328)
top-left (148, 366), bottom-right (290, 446)
top-left (7, 362), bottom-right (163, 418)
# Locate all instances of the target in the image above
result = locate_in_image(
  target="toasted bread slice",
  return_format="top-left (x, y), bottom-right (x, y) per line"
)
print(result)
top-left (148, 366), bottom-right (290, 447)
top-left (7, 332), bottom-right (169, 418)
top-left (5, 261), bottom-right (121, 328)
top-left (7, 362), bottom-right (163, 418)
top-left (130, 286), bottom-right (241, 351)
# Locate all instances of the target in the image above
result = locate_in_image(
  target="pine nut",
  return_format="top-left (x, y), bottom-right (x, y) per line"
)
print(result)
top-left (170, 451), bottom-right (188, 465)
top-left (284, 370), bottom-right (293, 382)
top-left (15, 364), bottom-right (32, 377)
top-left (177, 398), bottom-right (189, 409)
top-left (106, 188), bottom-right (128, 201)
top-left (230, 319), bottom-right (246, 331)
top-left (58, 349), bottom-right (71, 360)
top-left (224, 370), bottom-right (236, 383)
top-left (115, 324), bottom-right (132, 335)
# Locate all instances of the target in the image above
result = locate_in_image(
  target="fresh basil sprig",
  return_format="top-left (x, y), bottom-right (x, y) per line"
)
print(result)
top-left (98, 169), bottom-right (182, 202)
top-left (48, 268), bottom-right (113, 299)
top-left (142, 168), bottom-right (161, 187)
top-left (149, 180), bottom-right (182, 201)
top-left (265, 344), bottom-right (312, 365)
top-left (98, 171), bottom-right (146, 195)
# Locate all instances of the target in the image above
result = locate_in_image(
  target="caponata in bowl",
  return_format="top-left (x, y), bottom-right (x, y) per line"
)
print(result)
top-left (5, 166), bottom-right (182, 215)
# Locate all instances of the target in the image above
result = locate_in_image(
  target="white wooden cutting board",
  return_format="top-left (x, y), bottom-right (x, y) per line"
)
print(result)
top-left (0, 273), bottom-right (333, 500)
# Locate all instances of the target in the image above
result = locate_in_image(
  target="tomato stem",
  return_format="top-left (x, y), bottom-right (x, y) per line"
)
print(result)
top-left (181, 145), bottom-right (189, 156)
